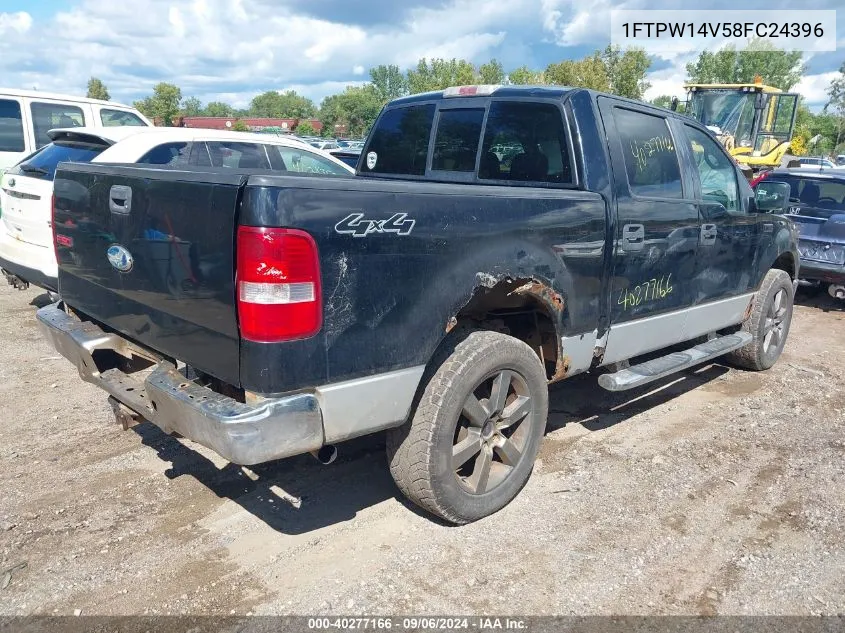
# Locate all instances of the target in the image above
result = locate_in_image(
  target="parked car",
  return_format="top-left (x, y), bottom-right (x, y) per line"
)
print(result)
top-left (309, 140), bottom-right (339, 151)
top-left (793, 157), bottom-right (837, 170)
top-left (836, 154), bottom-right (845, 166)
top-left (39, 85), bottom-right (798, 524)
top-left (754, 169), bottom-right (845, 299)
top-left (328, 146), bottom-right (361, 168)
top-left (0, 127), bottom-right (352, 293)
top-left (0, 89), bottom-right (151, 170)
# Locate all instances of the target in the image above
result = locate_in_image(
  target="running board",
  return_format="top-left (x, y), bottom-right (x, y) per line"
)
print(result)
top-left (597, 332), bottom-right (753, 392)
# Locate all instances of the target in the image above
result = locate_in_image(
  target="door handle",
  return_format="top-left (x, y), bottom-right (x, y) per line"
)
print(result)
top-left (109, 185), bottom-right (132, 215)
top-left (700, 223), bottom-right (717, 245)
top-left (621, 223), bottom-right (645, 252)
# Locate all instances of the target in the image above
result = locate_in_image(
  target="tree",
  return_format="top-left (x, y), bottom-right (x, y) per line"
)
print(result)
top-left (369, 64), bottom-right (407, 104)
top-left (182, 97), bottom-right (202, 116)
top-left (477, 59), bottom-right (505, 84)
top-left (133, 82), bottom-right (182, 126)
top-left (204, 101), bottom-right (235, 117)
top-left (231, 120), bottom-right (250, 132)
top-left (685, 39), bottom-right (804, 90)
top-left (86, 77), bottom-right (110, 101)
top-left (650, 95), bottom-right (675, 109)
top-left (545, 53), bottom-right (610, 91)
top-left (507, 66), bottom-right (544, 85)
top-left (406, 58), bottom-right (476, 94)
top-left (320, 85), bottom-right (382, 137)
top-left (826, 61), bottom-right (845, 150)
top-left (295, 121), bottom-right (317, 136)
top-left (601, 45), bottom-right (651, 99)
top-left (250, 90), bottom-right (316, 118)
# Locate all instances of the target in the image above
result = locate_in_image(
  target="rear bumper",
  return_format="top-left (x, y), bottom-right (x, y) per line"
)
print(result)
top-left (798, 258), bottom-right (845, 285)
top-left (36, 303), bottom-right (324, 465)
top-left (0, 233), bottom-right (58, 291)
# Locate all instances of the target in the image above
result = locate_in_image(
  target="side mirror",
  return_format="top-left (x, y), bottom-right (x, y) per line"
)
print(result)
top-left (755, 181), bottom-right (791, 213)
top-left (670, 97), bottom-right (679, 112)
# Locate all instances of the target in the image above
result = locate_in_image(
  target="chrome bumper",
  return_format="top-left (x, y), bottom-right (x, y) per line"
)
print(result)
top-left (36, 303), bottom-right (324, 465)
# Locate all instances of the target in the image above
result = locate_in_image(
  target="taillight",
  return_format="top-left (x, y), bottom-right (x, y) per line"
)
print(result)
top-left (51, 194), bottom-right (59, 264)
top-left (236, 226), bottom-right (322, 342)
top-left (750, 171), bottom-right (769, 188)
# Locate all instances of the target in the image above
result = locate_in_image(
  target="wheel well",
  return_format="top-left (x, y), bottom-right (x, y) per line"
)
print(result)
top-left (449, 278), bottom-right (565, 382)
top-left (772, 252), bottom-right (796, 280)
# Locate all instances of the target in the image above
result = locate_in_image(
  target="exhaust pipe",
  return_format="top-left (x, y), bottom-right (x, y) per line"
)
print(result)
top-left (310, 444), bottom-right (338, 465)
top-left (828, 284), bottom-right (845, 300)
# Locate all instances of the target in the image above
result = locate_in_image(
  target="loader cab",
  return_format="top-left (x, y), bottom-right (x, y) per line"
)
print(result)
top-left (685, 81), bottom-right (798, 171)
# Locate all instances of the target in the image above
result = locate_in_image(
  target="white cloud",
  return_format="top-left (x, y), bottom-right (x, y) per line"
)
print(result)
top-left (352, 65), bottom-right (365, 75)
top-left (796, 71), bottom-right (837, 108)
top-left (0, 11), bottom-right (32, 34)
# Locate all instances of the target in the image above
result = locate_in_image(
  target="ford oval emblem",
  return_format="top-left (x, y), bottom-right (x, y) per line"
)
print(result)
top-left (107, 244), bottom-right (133, 273)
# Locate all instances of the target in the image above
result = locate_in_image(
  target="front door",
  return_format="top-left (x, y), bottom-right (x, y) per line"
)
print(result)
top-left (682, 123), bottom-right (760, 302)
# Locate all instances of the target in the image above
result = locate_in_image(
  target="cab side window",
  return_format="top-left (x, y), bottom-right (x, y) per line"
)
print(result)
top-left (613, 108), bottom-right (682, 199)
top-left (684, 125), bottom-right (740, 212)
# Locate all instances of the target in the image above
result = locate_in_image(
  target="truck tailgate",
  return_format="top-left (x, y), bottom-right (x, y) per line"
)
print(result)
top-left (53, 163), bottom-right (244, 386)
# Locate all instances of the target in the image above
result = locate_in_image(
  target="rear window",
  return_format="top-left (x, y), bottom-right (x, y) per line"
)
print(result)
top-left (432, 109), bottom-right (484, 172)
top-left (765, 174), bottom-right (845, 217)
top-left (479, 101), bottom-right (571, 183)
top-left (9, 141), bottom-right (107, 180)
top-left (101, 109), bottom-right (147, 127)
top-left (0, 99), bottom-right (25, 152)
top-left (31, 102), bottom-right (86, 148)
top-left (363, 104), bottom-right (435, 176)
top-left (138, 142), bottom-right (192, 166)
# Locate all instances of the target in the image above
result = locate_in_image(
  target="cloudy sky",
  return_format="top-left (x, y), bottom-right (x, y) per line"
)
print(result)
top-left (1, 0), bottom-right (842, 110)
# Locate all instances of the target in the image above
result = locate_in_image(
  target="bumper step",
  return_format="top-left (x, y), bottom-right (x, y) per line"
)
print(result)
top-left (598, 332), bottom-right (753, 392)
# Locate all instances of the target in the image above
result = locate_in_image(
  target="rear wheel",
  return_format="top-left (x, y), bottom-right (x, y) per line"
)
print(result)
top-left (387, 330), bottom-right (548, 524)
top-left (727, 269), bottom-right (793, 371)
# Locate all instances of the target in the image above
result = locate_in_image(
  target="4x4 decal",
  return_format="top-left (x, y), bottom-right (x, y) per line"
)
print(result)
top-left (335, 213), bottom-right (415, 237)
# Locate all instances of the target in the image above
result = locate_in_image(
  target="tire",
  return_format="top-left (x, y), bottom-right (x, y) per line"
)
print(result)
top-left (726, 269), bottom-right (794, 371)
top-left (387, 330), bottom-right (549, 524)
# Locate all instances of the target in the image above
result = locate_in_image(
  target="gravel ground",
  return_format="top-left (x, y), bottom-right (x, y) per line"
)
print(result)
top-left (0, 283), bottom-right (843, 616)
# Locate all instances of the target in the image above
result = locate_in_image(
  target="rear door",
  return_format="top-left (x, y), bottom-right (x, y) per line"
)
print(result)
top-left (54, 164), bottom-right (245, 385)
top-left (597, 99), bottom-right (700, 323)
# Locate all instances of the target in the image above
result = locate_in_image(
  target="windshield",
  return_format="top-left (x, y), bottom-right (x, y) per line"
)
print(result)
top-left (8, 140), bottom-right (108, 181)
top-left (688, 90), bottom-right (757, 148)
top-left (766, 174), bottom-right (845, 218)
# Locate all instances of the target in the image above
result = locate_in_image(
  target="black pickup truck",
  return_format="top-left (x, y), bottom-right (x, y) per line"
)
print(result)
top-left (38, 86), bottom-right (799, 524)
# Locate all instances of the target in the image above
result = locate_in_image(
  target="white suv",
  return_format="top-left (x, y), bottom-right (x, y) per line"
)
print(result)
top-left (0, 89), bottom-right (151, 170)
top-left (0, 127), bottom-right (353, 294)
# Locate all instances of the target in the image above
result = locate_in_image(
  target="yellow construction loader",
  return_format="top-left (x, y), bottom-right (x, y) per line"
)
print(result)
top-left (679, 76), bottom-right (799, 172)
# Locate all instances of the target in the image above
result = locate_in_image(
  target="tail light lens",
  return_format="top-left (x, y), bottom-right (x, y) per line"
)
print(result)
top-left (236, 226), bottom-right (322, 342)
top-left (749, 171), bottom-right (769, 188)
top-left (51, 194), bottom-right (59, 263)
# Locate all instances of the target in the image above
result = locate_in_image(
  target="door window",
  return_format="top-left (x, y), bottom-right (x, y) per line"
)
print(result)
top-left (479, 101), bottom-right (571, 183)
top-left (138, 142), bottom-right (192, 166)
top-left (685, 125), bottom-right (740, 212)
top-left (274, 146), bottom-right (350, 175)
top-left (0, 99), bottom-right (25, 152)
top-left (30, 102), bottom-right (86, 148)
top-left (206, 141), bottom-right (271, 169)
top-left (613, 108), bottom-right (682, 199)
